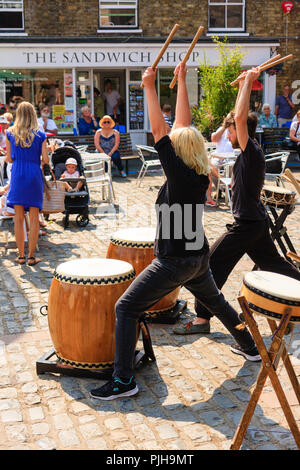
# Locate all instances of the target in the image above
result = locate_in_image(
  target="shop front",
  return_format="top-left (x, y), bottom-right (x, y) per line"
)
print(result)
top-left (0, 40), bottom-right (279, 147)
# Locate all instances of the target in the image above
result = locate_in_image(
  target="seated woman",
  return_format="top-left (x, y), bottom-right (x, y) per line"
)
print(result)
top-left (78, 106), bottom-right (99, 135)
top-left (60, 157), bottom-right (83, 192)
top-left (289, 109), bottom-right (300, 159)
top-left (258, 103), bottom-right (277, 128)
top-left (94, 115), bottom-right (126, 178)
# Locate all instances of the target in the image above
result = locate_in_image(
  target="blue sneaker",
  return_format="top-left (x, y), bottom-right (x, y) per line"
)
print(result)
top-left (90, 376), bottom-right (138, 400)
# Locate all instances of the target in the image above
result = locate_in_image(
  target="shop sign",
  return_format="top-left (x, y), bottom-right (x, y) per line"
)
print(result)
top-left (281, 2), bottom-right (294, 14)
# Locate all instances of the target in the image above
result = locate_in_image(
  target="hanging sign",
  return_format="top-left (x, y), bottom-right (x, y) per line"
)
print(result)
top-left (281, 1), bottom-right (294, 14)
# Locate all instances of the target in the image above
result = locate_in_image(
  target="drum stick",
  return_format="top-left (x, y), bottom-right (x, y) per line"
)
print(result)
top-left (169, 26), bottom-right (204, 89)
top-left (140, 23), bottom-right (180, 88)
top-left (287, 251), bottom-right (300, 263)
top-left (283, 168), bottom-right (300, 195)
top-left (230, 54), bottom-right (292, 87)
top-left (230, 55), bottom-right (281, 87)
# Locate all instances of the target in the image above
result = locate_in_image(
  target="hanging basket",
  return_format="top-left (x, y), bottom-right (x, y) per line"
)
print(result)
top-left (266, 63), bottom-right (284, 76)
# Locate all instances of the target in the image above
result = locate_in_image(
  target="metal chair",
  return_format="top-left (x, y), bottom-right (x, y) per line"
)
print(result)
top-left (205, 142), bottom-right (217, 154)
top-left (136, 145), bottom-right (162, 187)
top-left (265, 152), bottom-right (290, 186)
top-left (84, 158), bottom-right (115, 205)
top-left (75, 144), bottom-right (89, 153)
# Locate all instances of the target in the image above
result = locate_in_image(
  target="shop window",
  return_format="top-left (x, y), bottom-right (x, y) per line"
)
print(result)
top-left (208, 0), bottom-right (245, 32)
top-left (0, 0), bottom-right (24, 30)
top-left (99, 0), bottom-right (138, 29)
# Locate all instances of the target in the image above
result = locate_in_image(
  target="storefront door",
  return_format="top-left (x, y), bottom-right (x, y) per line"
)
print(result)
top-left (94, 70), bottom-right (126, 125)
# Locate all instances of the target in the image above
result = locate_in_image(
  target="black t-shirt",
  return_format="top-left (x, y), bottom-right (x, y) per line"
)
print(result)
top-left (153, 135), bottom-right (210, 258)
top-left (231, 137), bottom-right (267, 221)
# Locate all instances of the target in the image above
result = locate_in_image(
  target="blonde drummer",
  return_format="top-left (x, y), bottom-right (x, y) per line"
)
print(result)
top-left (90, 62), bottom-right (260, 401)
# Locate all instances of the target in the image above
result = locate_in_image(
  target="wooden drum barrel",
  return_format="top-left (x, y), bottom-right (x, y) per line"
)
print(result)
top-left (48, 258), bottom-right (136, 370)
top-left (106, 227), bottom-right (181, 313)
top-left (241, 271), bottom-right (300, 323)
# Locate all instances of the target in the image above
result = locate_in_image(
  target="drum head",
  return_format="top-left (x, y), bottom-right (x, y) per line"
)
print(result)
top-left (262, 185), bottom-right (295, 196)
top-left (244, 271), bottom-right (300, 302)
top-left (242, 271), bottom-right (300, 323)
top-left (111, 227), bottom-right (156, 247)
top-left (55, 258), bottom-right (135, 284)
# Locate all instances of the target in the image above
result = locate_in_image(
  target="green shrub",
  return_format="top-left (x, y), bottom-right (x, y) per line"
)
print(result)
top-left (192, 37), bottom-right (245, 139)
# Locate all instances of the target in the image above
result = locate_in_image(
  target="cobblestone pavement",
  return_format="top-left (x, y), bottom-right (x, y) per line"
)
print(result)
top-left (0, 169), bottom-right (300, 451)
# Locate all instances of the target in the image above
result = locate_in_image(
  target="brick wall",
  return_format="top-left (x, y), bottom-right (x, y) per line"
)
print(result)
top-left (22, 0), bottom-right (300, 96)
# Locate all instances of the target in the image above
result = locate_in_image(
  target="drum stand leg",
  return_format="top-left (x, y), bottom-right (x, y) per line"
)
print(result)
top-left (268, 205), bottom-right (297, 261)
top-left (230, 297), bottom-right (300, 450)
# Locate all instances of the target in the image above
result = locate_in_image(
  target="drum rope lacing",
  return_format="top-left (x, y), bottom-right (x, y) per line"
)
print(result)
top-left (260, 189), bottom-right (295, 209)
top-left (53, 269), bottom-right (136, 285)
top-left (55, 352), bottom-right (114, 370)
top-left (110, 238), bottom-right (154, 249)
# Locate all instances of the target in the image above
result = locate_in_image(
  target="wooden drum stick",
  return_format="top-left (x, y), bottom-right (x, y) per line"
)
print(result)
top-left (169, 26), bottom-right (204, 89)
top-left (230, 54), bottom-right (293, 87)
top-left (140, 23), bottom-right (180, 88)
top-left (230, 55), bottom-right (281, 87)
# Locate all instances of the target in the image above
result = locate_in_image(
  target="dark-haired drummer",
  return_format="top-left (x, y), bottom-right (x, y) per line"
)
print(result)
top-left (174, 67), bottom-right (300, 338)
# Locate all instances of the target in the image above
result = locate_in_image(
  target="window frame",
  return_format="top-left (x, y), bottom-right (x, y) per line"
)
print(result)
top-left (208, 0), bottom-right (246, 32)
top-left (99, 0), bottom-right (139, 30)
top-left (0, 0), bottom-right (24, 31)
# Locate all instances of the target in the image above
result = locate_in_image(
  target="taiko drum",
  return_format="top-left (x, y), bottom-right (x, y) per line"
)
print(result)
top-left (47, 258), bottom-right (136, 370)
top-left (241, 271), bottom-right (300, 323)
top-left (106, 227), bottom-right (181, 313)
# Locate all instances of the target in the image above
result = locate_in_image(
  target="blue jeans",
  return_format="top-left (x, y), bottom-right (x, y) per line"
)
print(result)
top-left (113, 253), bottom-right (256, 379)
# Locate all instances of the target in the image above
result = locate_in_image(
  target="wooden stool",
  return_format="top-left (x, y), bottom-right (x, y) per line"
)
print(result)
top-left (231, 271), bottom-right (300, 450)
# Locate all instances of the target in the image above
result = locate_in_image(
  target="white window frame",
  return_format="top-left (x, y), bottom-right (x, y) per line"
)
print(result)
top-left (208, 0), bottom-right (245, 32)
top-left (0, 0), bottom-right (24, 31)
top-left (99, 0), bottom-right (138, 30)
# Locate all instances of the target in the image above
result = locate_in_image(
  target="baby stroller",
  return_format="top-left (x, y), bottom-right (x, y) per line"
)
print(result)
top-left (51, 145), bottom-right (90, 229)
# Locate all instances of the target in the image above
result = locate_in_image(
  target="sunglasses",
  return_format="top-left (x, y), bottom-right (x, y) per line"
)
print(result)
top-left (102, 121), bottom-right (111, 124)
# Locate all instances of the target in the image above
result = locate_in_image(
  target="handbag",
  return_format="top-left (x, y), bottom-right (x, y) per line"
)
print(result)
top-left (282, 123), bottom-right (299, 150)
top-left (42, 168), bottom-right (66, 214)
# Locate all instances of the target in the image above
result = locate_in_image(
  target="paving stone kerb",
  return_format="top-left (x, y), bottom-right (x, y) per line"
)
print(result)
top-left (0, 171), bottom-right (299, 450)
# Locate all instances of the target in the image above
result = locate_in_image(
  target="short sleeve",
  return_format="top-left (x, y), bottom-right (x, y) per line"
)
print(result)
top-left (275, 96), bottom-right (280, 106)
top-left (38, 130), bottom-right (47, 142)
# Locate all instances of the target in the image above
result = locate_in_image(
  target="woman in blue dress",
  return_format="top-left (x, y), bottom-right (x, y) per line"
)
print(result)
top-left (94, 115), bottom-right (126, 177)
top-left (6, 101), bottom-right (49, 265)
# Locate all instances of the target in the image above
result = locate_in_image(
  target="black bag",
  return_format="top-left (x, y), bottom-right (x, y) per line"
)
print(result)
top-left (282, 137), bottom-right (297, 150)
top-left (282, 122), bottom-right (299, 150)
top-left (265, 158), bottom-right (282, 174)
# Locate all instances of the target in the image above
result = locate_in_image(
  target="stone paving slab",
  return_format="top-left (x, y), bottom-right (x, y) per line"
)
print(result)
top-left (0, 171), bottom-right (300, 450)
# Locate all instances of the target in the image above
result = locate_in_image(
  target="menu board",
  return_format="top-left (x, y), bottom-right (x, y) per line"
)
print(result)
top-left (52, 104), bottom-right (74, 133)
top-left (128, 84), bottom-right (144, 130)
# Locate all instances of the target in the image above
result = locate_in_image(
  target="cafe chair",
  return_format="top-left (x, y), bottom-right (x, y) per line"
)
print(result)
top-left (84, 158), bottom-right (115, 205)
top-left (136, 145), bottom-right (162, 187)
top-left (265, 152), bottom-right (290, 186)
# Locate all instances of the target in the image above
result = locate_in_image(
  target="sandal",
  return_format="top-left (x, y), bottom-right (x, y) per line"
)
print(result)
top-left (27, 257), bottom-right (42, 266)
top-left (14, 256), bottom-right (26, 265)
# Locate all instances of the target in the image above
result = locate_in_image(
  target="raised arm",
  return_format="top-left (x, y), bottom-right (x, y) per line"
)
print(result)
top-left (172, 62), bottom-right (191, 129)
top-left (234, 67), bottom-right (261, 151)
top-left (142, 67), bottom-right (166, 143)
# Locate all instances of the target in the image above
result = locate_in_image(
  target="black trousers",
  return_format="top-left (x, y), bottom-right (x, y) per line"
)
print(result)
top-left (195, 218), bottom-right (300, 320)
top-left (114, 253), bottom-right (256, 379)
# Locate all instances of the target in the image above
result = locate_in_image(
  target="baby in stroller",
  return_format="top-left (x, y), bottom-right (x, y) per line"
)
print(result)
top-left (51, 145), bottom-right (89, 228)
top-left (60, 157), bottom-right (84, 192)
